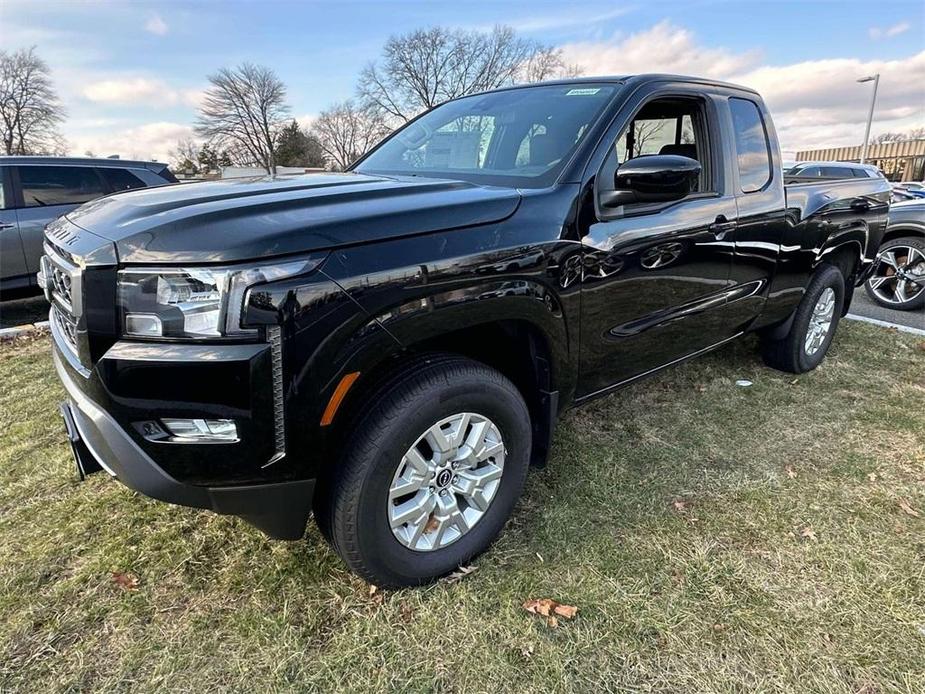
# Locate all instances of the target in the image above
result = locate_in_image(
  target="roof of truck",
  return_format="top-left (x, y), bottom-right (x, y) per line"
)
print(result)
top-left (475, 73), bottom-right (761, 97)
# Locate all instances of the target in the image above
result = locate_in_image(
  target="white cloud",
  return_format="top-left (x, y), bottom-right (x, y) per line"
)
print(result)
top-left (83, 78), bottom-right (170, 104)
top-left (561, 21), bottom-right (762, 80)
top-left (145, 13), bottom-right (169, 36)
top-left (82, 78), bottom-right (205, 108)
top-left (66, 121), bottom-right (193, 162)
top-left (560, 22), bottom-right (925, 152)
top-left (474, 7), bottom-right (632, 34)
top-left (869, 21), bottom-right (910, 40)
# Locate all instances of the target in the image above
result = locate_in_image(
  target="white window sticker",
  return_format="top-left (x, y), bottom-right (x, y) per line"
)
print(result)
top-left (566, 88), bottom-right (601, 96)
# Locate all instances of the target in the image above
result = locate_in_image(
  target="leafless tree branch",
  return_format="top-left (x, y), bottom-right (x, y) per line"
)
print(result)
top-left (0, 47), bottom-right (66, 155)
top-left (195, 63), bottom-right (290, 174)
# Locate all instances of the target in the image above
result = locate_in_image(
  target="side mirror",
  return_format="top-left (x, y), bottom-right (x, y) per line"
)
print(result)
top-left (600, 154), bottom-right (701, 208)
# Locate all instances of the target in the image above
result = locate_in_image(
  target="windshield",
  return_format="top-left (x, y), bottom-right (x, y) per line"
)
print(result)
top-left (355, 83), bottom-right (619, 187)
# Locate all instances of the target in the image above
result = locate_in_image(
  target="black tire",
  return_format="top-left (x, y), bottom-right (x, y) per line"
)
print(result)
top-left (761, 264), bottom-right (845, 374)
top-left (317, 355), bottom-right (532, 587)
top-left (864, 236), bottom-right (925, 311)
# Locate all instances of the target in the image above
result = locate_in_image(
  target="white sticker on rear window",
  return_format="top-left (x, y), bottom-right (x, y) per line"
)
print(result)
top-left (566, 88), bottom-right (601, 96)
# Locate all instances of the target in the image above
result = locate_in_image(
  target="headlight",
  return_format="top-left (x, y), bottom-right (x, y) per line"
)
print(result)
top-left (117, 256), bottom-right (325, 339)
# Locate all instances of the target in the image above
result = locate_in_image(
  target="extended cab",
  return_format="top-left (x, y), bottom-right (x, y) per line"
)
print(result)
top-left (42, 75), bottom-right (890, 586)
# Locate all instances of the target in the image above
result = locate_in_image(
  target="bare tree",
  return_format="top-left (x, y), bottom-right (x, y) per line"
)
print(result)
top-left (310, 101), bottom-right (390, 171)
top-left (195, 63), bottom-right (289, 174)
top-left (521, 46), bottom-right (581, 83)
top-left (170, 138), bottom-right (201, 175)
top-left (630, 121), bottom-right (669, 158)
top-left (358, 25), bottom-right (581, 123)
top-left (871, 128), bottom-right (925, 144)
top-left (0, 47), bottom-right (66, 155)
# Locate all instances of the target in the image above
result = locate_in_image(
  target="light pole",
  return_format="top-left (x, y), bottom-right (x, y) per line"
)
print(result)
top-left (857, 74), bottom-right (880, 164)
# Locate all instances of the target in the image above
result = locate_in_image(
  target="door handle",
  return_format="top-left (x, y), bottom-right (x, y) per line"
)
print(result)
top-left (709, 215), bottom-right (736, 240)
top-left (0, 222), bottom-right (16, 231)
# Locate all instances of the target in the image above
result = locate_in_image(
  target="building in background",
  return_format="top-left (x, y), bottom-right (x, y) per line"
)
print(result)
top-left (795, 140), bottom-right (925, 182)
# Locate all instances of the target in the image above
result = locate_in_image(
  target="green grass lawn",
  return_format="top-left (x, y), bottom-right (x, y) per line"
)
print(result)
top-left (1, 323), bottom-right (923, 692)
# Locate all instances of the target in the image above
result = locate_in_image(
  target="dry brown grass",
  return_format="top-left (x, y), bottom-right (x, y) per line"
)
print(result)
top-left (1, 323), bottom-right (923, 692)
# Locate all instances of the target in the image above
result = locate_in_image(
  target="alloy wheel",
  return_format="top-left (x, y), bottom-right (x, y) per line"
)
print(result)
top-left (388, 412), bottom-right (506, 552)
top-left (867, 245), bottom-right (925, 305)
top-left (805, 287), bottom-right (836, 356)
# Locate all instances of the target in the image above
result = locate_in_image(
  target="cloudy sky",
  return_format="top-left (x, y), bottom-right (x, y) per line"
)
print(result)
top-left (1, 0), bottom-right (922, 162)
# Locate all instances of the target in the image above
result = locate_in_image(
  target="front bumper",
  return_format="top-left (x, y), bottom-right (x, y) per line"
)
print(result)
top-left (52, 337), bottom-right (315, 540)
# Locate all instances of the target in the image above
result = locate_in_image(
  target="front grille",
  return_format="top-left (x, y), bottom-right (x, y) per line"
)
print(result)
top-left (50, 263), bottom-right (74, 309)
top-left (43, 244), bottom-right (84, 365)
top-left (52, 305), bottom-right (79, 354)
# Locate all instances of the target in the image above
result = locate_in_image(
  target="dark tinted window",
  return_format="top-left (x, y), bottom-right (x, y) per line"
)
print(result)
top-left (19, 166), bottom-right (105, 207)
top-left (850, 168), bottom-right (870, 178)
top-left (729, 98), bottom-right (772, 193)
top-left (820, 166), bottom-right (846, 177)
top-left (100, 167), bottom-right (146, 191)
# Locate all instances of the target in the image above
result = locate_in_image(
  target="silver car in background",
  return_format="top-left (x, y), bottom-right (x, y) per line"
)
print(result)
top-left (1, 157), bottom-right (176, 296)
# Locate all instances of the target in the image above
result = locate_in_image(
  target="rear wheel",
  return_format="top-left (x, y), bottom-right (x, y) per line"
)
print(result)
top-left (864, 236), bottom-right (925, 310)
top-left (317, 356), bottom-right (532, 587)
top-left (761, 264), bottom-right (845, 373)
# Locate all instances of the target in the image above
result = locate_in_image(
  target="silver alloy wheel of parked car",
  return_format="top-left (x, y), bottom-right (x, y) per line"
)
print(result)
top-left (867, 245), bottom-right (925, 305)
top-left (804, 287), bottom-right (836, 356)
top-left (388, 412), bottom-right (506, 552)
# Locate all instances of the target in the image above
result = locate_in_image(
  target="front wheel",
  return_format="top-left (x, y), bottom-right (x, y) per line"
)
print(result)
top-left (761, 264), bottom-right (845, 374)
top-left (864, 236), bottom-right (925, 311)
top-left (318, 356), bottom-right (532, 587)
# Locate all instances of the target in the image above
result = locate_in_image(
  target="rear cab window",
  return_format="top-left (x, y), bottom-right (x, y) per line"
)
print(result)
top-left (18, 165), bottom-right (106, 207)
top-left (729, 97), bottom-right (772, 193)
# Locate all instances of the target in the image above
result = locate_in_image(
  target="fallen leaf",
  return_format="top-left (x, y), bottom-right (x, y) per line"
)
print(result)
top-left (672, 499), bottom-right (688, 513)
top-left (867, 472), bottom-right (877, 482)
top-left (522, 598), bottom-right (578, 623)
top-left (368, 584), bottom-right (378, 597)
top-left (789, 378), bottom-right (799, 385)
top-left (713, 623), bottom-right (726, 632)
top-left (111, 571), bottom-right (139, 591)
top-left (399, 601), bottom-right (414, 623)
top-left (424, 514), bottom-right (439, 533)
top-left (785, 465), bottom-right (797, 479)
top-left (800, 526), bottom-right (817, 541)
top-left (898, 499), bottom-right (920, 518)
top-left (521, 644), bottom-right (534, 658)
top-left (696, 383), bottom-right (707, 392)
top-left (443, 564), bottom-right (477, 583)
top-left (546, 615), bottom-right (559, 628)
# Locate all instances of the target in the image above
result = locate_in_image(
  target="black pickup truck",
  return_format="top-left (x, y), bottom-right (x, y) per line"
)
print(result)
top-left (42, 75), bottom-right (890, 586)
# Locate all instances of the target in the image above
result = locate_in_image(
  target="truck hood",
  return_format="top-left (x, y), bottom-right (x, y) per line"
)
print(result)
top-left (64, 172), bottom-right (522, 264)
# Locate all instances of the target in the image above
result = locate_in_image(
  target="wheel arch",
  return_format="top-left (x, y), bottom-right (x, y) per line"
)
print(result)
top-left (815, 239), bottom-right (864, 316)
top-left (329, 312), bottom-right (569, 470)
top-left (881, 224), bottom-right (925, 245)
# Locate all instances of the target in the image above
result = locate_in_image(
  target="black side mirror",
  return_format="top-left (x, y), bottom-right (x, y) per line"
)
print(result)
top-left (600, 154), bottom-right (701, 208)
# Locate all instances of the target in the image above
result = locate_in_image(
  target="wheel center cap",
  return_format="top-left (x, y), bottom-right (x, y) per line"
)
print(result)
top-left (435, 469), bottom-right (453, 488)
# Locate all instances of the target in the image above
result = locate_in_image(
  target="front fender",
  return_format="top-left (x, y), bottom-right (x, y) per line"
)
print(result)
top-left (320, 231), bottom-right (579, 400)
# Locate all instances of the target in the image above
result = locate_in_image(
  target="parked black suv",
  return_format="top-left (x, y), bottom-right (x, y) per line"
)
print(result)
top-left (1, 157), bottom-right (176, 295)
top-left (42, 76), bottom-right (890, 586)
